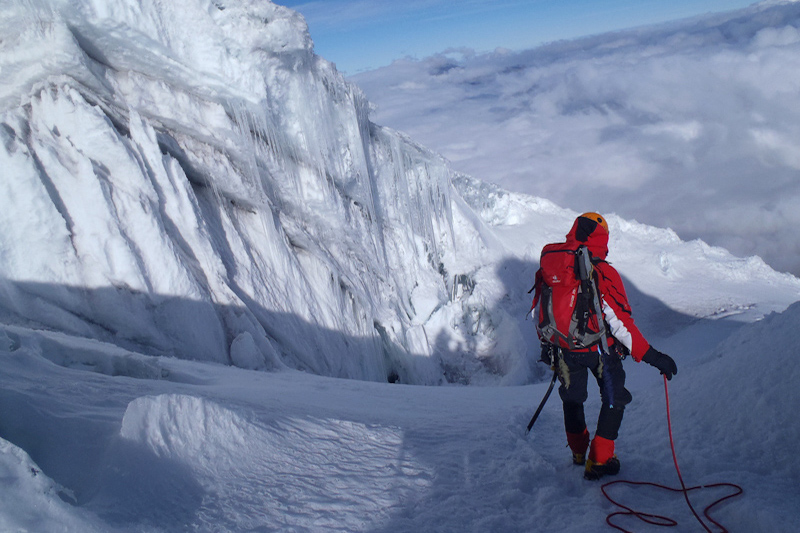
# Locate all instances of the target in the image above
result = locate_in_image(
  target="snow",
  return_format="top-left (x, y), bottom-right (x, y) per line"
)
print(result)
top-left (3, 306), bottom-right (800, 532)
top-left (1, 0), bottom-right (799, 531)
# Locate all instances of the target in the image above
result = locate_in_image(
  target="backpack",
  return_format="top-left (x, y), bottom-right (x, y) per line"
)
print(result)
top-left (533, 244), bottom-right (606, 350)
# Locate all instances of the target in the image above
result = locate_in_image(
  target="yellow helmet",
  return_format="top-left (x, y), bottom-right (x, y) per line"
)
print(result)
top-left (579, 212), bottom-right (608, 234)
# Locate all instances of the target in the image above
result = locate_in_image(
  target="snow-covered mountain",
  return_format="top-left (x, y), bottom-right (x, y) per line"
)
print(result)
top-left (2, 1), bottom-right (800, 531)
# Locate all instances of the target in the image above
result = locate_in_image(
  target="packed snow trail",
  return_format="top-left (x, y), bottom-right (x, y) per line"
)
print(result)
top-left (2, 306), bottom-right (800, 532)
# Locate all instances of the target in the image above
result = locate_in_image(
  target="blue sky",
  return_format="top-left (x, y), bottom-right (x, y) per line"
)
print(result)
top-left (279, 0), bottom-right (758, 74)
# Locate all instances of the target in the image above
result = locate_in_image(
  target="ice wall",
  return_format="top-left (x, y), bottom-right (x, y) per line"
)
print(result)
top-left (0, 0), bottom-right (482, 383)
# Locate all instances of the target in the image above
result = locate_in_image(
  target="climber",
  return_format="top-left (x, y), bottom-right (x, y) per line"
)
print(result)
top-left (530, 212), bottom-right (678, 480)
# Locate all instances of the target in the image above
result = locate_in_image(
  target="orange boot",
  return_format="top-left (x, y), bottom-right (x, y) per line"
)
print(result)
top-left (584, 435), bottom-right (620, 480)
top-left (567, 428), bottom-right (590, 465)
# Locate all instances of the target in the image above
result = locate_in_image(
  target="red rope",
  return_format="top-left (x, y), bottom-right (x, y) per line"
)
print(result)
top-left (601, 376), bottom-right (743, 532)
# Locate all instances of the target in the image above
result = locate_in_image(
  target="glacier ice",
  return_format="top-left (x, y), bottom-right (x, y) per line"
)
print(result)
top-left (0, 0), bottom-right (508, 384)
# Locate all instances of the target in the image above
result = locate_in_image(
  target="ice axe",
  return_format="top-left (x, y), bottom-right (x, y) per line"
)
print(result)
top-left (526, 369), bottom-right (558, 434)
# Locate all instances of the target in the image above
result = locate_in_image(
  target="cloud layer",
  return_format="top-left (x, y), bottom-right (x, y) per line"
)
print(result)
top-left (353, 2), bottom-right (800, 275)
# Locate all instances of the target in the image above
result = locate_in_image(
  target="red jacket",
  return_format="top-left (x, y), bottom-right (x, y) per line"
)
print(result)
top-left (532, 216), bottom-right (651, 362)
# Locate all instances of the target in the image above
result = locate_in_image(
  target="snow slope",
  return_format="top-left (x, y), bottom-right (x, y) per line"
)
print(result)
top-left (1, 0), bottom-right (800, 531)
top-left (1, 300), bottom-right (799, 532)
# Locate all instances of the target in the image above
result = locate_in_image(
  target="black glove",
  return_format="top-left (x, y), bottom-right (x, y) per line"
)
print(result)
top-left (642, 347), bottom-right (678, 380)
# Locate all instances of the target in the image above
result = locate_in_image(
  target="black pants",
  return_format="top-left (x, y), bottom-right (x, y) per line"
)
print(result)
top-left (557, 349), bottom-right (632, 441)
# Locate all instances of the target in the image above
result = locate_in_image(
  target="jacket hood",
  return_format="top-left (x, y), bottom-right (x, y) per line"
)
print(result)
top-left (565, 215), bottom-right (609, 259)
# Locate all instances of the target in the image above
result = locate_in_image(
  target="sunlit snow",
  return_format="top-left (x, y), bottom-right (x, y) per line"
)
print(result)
top-left (1, 1), bottom-right (799, 532)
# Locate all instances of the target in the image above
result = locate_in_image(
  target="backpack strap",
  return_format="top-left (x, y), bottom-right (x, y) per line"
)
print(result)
top-left (576, 245), bottom-right (609, 350)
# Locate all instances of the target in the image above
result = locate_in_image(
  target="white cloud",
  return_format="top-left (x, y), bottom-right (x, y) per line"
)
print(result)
top-left (353, 1), bottom-right (800, 275)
